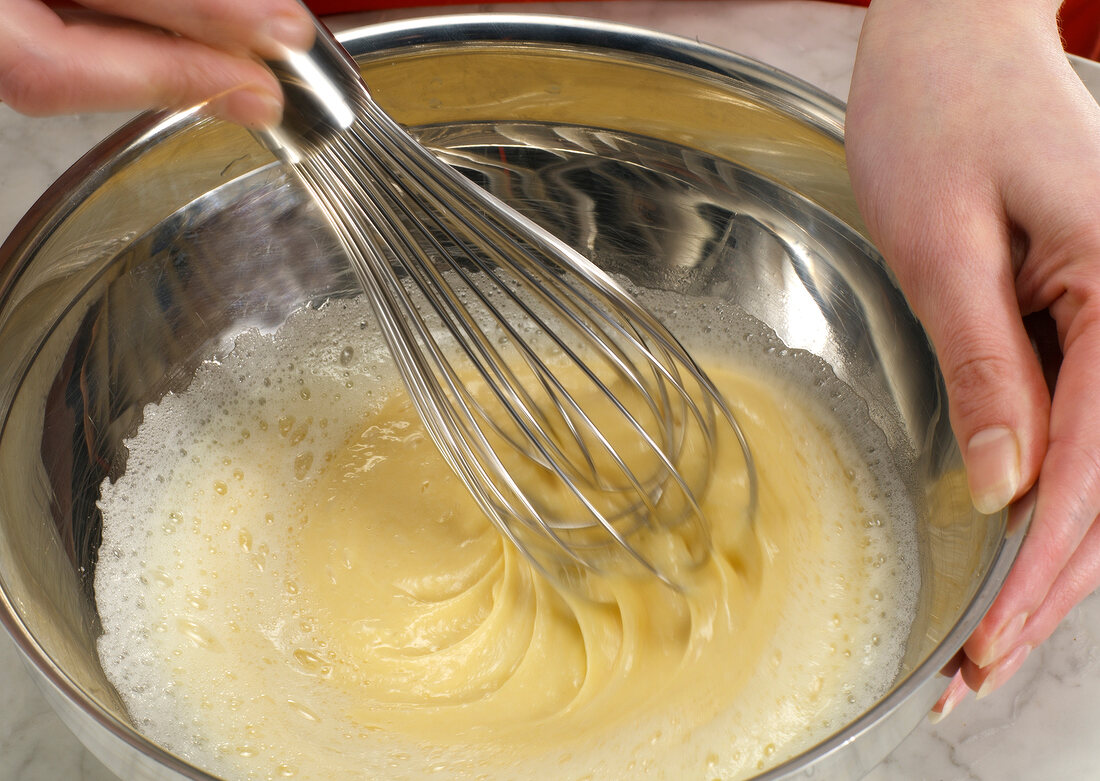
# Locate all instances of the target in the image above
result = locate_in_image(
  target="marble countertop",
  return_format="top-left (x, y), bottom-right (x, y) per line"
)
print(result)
top-left (2, 2), bottom-right (1100, 779)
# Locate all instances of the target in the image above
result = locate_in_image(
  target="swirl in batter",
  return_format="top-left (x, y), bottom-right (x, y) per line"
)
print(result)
top-left (96, 300), bottom-right (916, 780)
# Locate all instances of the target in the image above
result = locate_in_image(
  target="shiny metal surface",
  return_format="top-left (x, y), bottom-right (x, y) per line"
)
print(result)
top-left (1071, 54), bottom-right (1100, 99)
top-left (0, 15), bottom-right (1023, 781)
top-left (263, 9), bottom-right (755, 587)
top-left (261, 14), bottom-right (358, 163)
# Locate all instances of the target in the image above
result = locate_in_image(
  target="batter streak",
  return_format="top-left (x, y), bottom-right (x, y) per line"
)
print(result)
top-left (95, 298), bottom-right (916, 780)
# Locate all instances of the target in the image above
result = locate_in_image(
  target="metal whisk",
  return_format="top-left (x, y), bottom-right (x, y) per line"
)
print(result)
top-left (257, 12), bottom-right (756, 588)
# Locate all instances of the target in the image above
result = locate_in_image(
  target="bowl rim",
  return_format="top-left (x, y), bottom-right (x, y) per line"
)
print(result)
top-left (0, 13), bottom-right (1023, 780)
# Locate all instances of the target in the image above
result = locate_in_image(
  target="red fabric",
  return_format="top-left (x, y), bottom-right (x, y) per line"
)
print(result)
top-left (307, 0), bottom-right (1100, 60)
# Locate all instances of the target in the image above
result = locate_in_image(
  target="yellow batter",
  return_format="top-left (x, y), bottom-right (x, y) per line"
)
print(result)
top-left (95, 302), bottom-right (914, 780)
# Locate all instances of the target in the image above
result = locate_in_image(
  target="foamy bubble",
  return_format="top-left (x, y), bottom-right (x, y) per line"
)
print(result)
top-left (95, 291), bottom-right (919, 780)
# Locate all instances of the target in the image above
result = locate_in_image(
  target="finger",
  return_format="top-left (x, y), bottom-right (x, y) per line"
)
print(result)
top-left (960, 643), bottom-right (1033, 701)
top-left (0, 2), bottom-right (281, 126)
top-left (965, 504), bottom-right (1100, 697)
top-left (954, 62), bottom-right (1100, 675)
top-left (868, 202), bottom-right (1050, 516)
top-left (75, 0), bottom-right (315, 60)
top-left (964, 302), bottom-right (1100, 668)
top-left (929, 668), bottom-right (969, 723)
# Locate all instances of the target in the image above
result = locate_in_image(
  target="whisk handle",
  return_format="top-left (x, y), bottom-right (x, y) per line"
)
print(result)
top-left (259, 9), bottom-right (363, 164)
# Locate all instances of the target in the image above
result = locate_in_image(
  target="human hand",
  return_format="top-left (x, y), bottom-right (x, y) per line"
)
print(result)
top-left (0, 0), bottom-right (314, 128)
top-left (845, 0), bottom-right (1100, 717)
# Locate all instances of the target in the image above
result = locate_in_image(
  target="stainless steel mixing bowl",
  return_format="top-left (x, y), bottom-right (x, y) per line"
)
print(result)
top-left (0, 15), bottom-right (1023, 780)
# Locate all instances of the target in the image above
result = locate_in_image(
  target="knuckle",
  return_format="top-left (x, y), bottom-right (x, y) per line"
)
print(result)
top-left (1033, 440), bottom-right (1100, 564)
top-left (1031, 510), bottom-right (1082, 575)
top-left (0, 52), bottom-right (66, 116)
top-left (1056, 232), bottom-right (1100, 291)
top-left (1050, 567), bottom-right (1100, 622)
top-left (1050, 291), bottom-right (1100, 357)
top-left (1056, 437), bottom-right (1100, 504)
top-left (1024, 212), bottom-right (1100, 304)
top-left (941, 347), bottom-right (1020, 425)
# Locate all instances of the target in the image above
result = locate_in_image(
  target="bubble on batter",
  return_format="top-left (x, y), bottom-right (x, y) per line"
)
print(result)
top-left (631, 282), bottom-right (921, 677)
top-left (96, 291), bottom-right (920, 780)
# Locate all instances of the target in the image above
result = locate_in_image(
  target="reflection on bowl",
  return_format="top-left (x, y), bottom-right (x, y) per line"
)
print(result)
top-left (0, 15), bottom-right (1021, 780)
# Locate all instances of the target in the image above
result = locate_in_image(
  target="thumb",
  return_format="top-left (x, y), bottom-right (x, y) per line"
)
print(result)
top-left (876, 213), bottom-right (1050, 515)
top-left (948, 312), bottom-right (1048, 516)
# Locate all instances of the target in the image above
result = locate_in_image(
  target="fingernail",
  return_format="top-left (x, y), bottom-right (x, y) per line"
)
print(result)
top-left (206, 87), bottom-right (283, 130)
top-left (260, 12), bottom-right (315, 53)
top-left (977, 644), bottom-right (1032, 699)
top-left (966, 426), bottom-right (1021, 514)
top-left (929, 673), bottom-right (968, 724)
top-left (975, 611), bottom-right (1028, 668)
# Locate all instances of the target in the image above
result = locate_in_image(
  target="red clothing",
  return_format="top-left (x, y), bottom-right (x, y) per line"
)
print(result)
top-left (307, 0), bottom-right (1100, 60)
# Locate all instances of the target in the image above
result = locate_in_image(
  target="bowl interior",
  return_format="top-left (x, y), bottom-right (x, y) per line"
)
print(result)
top-left (0, 16), bottom-right (1015, 779)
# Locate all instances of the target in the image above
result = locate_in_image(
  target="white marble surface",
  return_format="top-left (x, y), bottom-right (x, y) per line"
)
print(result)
top-left (2, 2), bottom-right (1100, 779)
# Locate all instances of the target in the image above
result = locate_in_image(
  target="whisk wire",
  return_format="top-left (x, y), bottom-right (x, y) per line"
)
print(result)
top-left (304, 158), bottom-right (580, 567)
top-left (259, 17), bottom-right (758, 587)
top-left (324, 136), bottom-right (629, 505)
top-left (302, 137), bottom-right (631, 566)
top-left (346, 91), bottom-right (714, 487)
top-left (327, 97), bottom-right (705, 507)
top-left (343, 114), bottom-right (712, 521)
